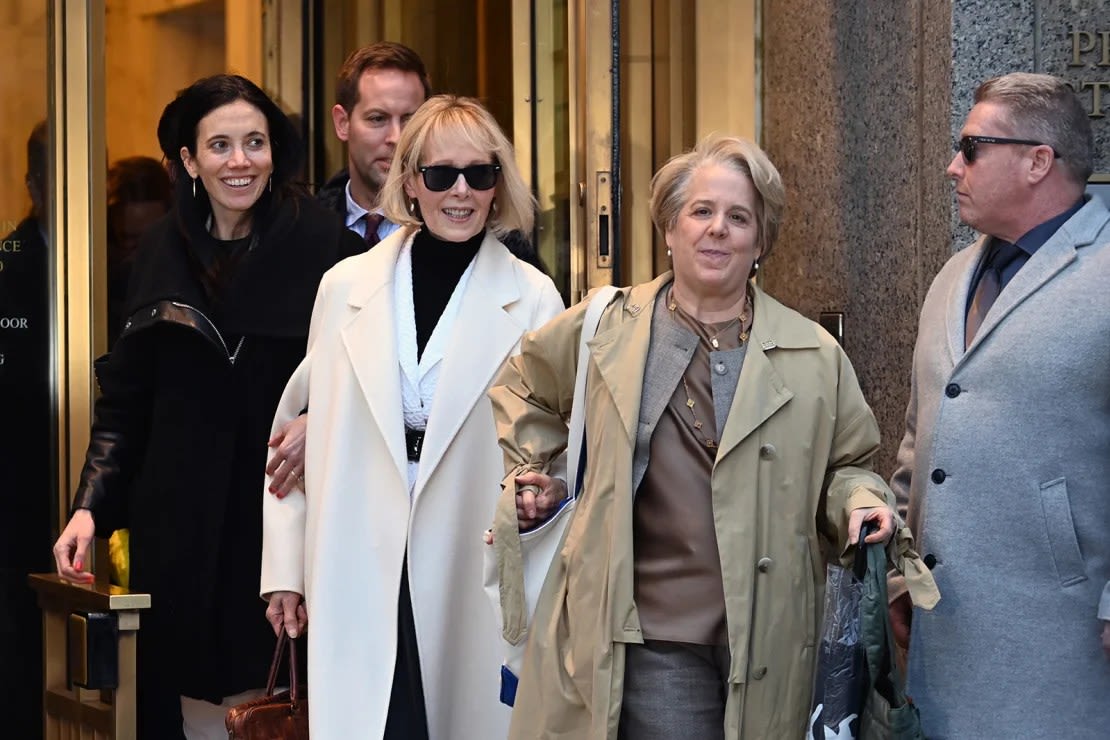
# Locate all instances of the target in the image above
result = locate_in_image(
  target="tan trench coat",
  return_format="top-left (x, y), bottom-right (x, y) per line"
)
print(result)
top-left (489, 274), bottom-right (902, 739)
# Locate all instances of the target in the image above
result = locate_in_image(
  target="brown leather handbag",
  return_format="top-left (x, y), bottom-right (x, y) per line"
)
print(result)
top-left (225, 629), bottom-right (309, 739)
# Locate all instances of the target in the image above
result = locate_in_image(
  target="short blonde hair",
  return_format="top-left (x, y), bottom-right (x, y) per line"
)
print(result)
top-left (650, 134), bottom-right (786, 261)
top-left (380, 95), bottom-right (535, 237)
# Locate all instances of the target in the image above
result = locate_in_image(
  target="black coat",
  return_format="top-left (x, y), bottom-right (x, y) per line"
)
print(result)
top-left (72, 196), bottom-right (361, 728)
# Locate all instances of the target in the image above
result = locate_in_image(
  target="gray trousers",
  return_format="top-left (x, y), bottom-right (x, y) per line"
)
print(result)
top-left (618, 640), bottom-right (731, 740)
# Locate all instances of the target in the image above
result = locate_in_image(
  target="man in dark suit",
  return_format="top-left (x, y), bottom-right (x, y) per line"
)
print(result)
top-left (318, 41), bottom-right (546, 271)
top-left (318, 41), bottom-right (430, 246)
top-left (890, 72), bottom-right (1109, 738)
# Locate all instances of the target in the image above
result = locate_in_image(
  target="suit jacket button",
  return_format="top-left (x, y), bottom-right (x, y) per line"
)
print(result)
top-left (945, 383), bottom-right (961, 398)
top-left (757, 557), bottom-right (773, 573)
top-left (752, 666), bottom-right (767, 680)
top-left (759, 443), bottom-right (776, 459)
top-left (930, 468), bottom-right (946, 484)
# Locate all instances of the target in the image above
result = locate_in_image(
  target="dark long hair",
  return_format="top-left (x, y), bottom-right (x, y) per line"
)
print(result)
top-left (157, 74), bottom-right (303, 223)
top-left (156, 75), bottom-right (304, 301)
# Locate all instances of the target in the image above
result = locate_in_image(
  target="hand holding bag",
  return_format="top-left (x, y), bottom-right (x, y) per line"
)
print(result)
top-left (809, 524), bottom-right (926, 740)
top-left (225, 628), bottom-right (308, 739)
top-left (857, 531), bottom-right (925, 740)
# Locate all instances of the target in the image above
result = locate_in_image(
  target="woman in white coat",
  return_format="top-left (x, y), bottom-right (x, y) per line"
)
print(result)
top-left (261, 95), bottom-right (564, 739)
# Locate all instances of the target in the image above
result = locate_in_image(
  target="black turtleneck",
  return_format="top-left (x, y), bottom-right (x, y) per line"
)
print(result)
top-left (411, 228), bottom-right (484, 359)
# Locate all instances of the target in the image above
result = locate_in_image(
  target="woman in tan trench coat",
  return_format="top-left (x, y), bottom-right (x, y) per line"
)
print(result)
top-left (488, 135), bottom-right (921, 739)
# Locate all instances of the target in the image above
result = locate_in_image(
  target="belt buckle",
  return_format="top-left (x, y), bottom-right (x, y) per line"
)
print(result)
top-left (405, 429), bottom-right (425, 462)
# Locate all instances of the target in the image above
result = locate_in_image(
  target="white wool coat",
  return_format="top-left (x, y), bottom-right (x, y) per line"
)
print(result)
top-left (261, 229), bottom-right (564, 739)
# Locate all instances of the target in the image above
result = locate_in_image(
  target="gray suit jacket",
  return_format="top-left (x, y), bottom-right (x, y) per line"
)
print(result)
top-left (890, 196), bottom-right (1110, 739)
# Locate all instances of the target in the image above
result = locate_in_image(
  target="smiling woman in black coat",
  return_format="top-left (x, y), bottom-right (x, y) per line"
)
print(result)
top-left (51, 74), bottom-right (363, 738)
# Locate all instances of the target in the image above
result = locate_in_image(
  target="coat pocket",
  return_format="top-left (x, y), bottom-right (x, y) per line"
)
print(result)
top-left (1038, 477), bottom-right (1087, 587)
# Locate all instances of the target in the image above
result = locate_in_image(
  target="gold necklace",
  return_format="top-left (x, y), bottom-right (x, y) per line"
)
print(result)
top-left (680, 375), bottom-right (717, 449)
top-left (667, 289), bottom-right (753, 348)
top-left (666, 287), bottom-right (754, 450)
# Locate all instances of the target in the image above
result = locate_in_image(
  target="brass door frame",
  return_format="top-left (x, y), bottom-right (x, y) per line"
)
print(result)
top-left (50, 0), bottom-right (106, 534)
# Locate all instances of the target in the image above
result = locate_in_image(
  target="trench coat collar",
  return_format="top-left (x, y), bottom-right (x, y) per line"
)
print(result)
top-left (953, 195), bottom-right (1109, 363)
top-left (587, 273), bottom-right (672, 444)
top-left (341, 230), bottom-right (409, 488)
top-left (414, 232), bottom-right (528, 501)
top-left (588, 275), bottom-right (821, 451)
top-left (715, 286), bottom-right (818, 460)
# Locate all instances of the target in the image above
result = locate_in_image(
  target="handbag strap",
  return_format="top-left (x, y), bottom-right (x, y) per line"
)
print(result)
top-left (265, 629), bottom-right (302, 704)
top-left (493, 284), bottom-right (618, 646)
top-left (566, 284), bottom-right (618, 499)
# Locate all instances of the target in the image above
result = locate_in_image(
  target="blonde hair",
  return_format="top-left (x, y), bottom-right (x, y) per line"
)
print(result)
top-left (650, 134), bottom-right (786, 261)
top-left (380, 95), bottom-right (535, 237)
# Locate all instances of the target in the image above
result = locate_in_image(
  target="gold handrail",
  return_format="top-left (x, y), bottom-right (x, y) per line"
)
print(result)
top-left (29, 573), bottom-right (150, 740)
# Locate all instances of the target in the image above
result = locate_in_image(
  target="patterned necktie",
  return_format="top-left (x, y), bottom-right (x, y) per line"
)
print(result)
top-left (965, 241), bottom-right (1023, 348)
top-left (363, 213), bottom-right (386, 248)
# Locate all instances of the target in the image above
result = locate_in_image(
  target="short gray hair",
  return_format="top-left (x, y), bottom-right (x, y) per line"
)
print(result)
top-left (975, 72), bottom-right (1093, 185)
top-left (649, 134), bottom-right (786, 262)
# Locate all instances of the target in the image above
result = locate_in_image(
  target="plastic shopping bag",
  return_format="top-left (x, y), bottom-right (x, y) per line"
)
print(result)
top-left (808, 562), bottom-right (867, 740)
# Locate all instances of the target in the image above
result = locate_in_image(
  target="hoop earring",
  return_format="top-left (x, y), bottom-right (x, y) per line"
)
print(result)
top-left (268, 177), bottom-right (272, 193)
top-left (408, 199), bottom-right (417, 215)
top-left (491, 198), bottom-right (498, 215)
top-left (750, 260), bottom-right (760, 278)
top-left (192, 177), bottom-right (197, 198)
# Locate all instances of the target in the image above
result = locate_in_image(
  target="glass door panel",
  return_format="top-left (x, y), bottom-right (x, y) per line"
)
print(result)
top-left (0, 3), bottom-right (53, 735)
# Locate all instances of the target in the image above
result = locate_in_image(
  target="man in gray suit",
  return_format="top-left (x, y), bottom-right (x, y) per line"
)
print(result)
top-left (890, 72), bottom-right (1110, 738)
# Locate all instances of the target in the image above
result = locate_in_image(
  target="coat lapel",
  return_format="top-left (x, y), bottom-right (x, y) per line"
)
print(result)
top-left (340, 237), bottom-right (408, 488)
top-left (414, 235), bottom-right (527, 497)
top-left (961, 198), bottom-right (1108, 357)
top-left (588, 280), bottom-right (660, 445)
top-left (967, 237), bottom-right (1075, 351)
top-left (947, 237), bottom-right (987, 362)
top-left (715, 289), bottom-right (810, 460)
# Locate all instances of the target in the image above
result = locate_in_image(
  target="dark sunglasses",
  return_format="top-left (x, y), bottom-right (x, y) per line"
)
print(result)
top-left (418, 163), bottom-right (501, 192)
top-left (956, 135), bottom-right (1061, 164)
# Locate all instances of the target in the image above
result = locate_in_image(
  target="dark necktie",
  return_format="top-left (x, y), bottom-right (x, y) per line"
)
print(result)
top-left (965, 241), bottom-right (1022, 348)
top-left (363, 213), bottom-right (385, 248)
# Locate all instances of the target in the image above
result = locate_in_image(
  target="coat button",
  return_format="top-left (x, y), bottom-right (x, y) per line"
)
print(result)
top-left (759, 443), bottom-right (776, 459)
top-left (945, 383), bottom-right (961, 398)
top-left (757, 557), bottom-right (773, 573)
top-left (923, 553), bottom-right (937, 569)
top-left (751, 666), bottom-right (767, 680)
top-left (930, 468), bottom-right (946, 484)
top-left (714, 362), bottom-right (727, 375)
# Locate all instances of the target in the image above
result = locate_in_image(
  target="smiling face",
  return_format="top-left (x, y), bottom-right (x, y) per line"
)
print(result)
top-left (666, 163), bottom-right (761, 303)
top-left (403, 129), bottom-right (497, 242)
top-left (333, 68), bottom-right (426, 205)
top-left (181, 99), bottom-right (273, 235)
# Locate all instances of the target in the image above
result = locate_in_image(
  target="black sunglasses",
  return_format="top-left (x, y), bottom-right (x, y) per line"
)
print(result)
top-left (956, 135), bottom-right (1061, 164)
top-left (418, 163), bottom-right (501, 192)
